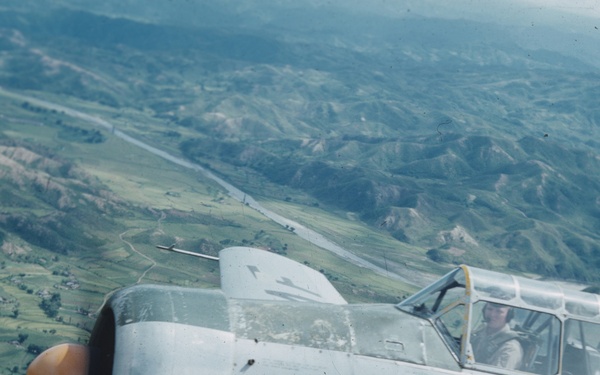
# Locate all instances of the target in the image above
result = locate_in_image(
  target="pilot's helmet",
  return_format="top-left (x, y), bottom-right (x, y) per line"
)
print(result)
top-left (484, 288), bottom-right (515, 322)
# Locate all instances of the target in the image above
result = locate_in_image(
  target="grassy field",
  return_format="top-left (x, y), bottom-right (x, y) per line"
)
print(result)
top-left (0, 89), bottom-right (422, 372)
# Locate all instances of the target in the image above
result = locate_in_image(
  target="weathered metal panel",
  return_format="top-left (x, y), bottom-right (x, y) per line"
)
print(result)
top-left (232, 338), bottom-right (354, 374)
top-left (108, 284), bottom-right (229, 331)
top-left (349, 304), bottom-right (460, 371)
top-left (230, 299), bottom-right (461, 371)
top-left (231, 299), bottom-right (351, 351)
top-left (220, 246), bottom-right (347, 304)
top-left (113, 322), bottom-right (234, 375)
top-left (104, 280), bottom-right (461, 373)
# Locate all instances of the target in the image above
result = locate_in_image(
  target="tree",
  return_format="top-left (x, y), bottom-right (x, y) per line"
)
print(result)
top-left (27, 344), bottom-right (44, 355)
top-left (17, 333), bottom-right (28, 344)
top-left (39, 292), bottom-right (61, 318)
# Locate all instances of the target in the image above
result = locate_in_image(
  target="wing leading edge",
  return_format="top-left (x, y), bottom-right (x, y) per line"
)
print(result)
top-left (219, 246), bottom-right (347, 304)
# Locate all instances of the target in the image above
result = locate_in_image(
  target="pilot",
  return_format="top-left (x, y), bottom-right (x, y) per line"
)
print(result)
top-left (471, 302), bottom-right (523, 370)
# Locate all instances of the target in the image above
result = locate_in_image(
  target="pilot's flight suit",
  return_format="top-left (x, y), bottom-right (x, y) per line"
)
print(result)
top-left (471, 324), bottom-right (524, 370)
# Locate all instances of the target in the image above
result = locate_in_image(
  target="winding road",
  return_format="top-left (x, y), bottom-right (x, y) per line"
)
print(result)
top-left (119, 229), bottom-right (157, 284)
top-left (1, 87), bottom-right (413, 285)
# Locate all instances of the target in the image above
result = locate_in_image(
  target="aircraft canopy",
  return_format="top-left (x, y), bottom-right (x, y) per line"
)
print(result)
top-left (397, 265), bottom-right (600, 375)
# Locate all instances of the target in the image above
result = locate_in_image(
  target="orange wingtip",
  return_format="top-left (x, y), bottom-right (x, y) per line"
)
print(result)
top-left (27, 343), bottom-right (89, 375)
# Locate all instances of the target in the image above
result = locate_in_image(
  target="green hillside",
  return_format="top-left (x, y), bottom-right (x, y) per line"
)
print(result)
top-left (1, 3), bottom-right (599, 279)
top-left (1, 2), bottom-right (600, 372)
top-left (0, 101), bottom-right (416, 372)
top-left (1, 3), bottom-right (598, 279)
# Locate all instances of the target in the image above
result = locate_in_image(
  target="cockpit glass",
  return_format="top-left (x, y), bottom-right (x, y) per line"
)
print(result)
top-left (470, 301), bottom-right (560, 375)
top-left (436, 304), bottom-right (465, 356)
top-left (565, 291), bottom-right (600, 318)
top-left (397, 269), bottom-right (465, 319)
top-left (518, 277), bottom-right (563, 310)
top-left (469, 267), bottom-right (516, 301)
top-left (563, 319), bottom-right (600, 375)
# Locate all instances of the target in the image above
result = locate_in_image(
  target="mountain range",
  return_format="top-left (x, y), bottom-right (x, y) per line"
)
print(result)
top-left (1, 1), bottom-right (600, 285)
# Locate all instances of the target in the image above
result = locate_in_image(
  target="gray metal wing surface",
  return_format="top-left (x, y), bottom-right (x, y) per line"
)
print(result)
top-left (219, 246), bottom-right (347, 304)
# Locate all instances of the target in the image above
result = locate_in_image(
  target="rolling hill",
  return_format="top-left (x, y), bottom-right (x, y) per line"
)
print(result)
top-left (1, 3), bottom-right (600, 282)
top-left (2, 1), bottom-right (600, 372)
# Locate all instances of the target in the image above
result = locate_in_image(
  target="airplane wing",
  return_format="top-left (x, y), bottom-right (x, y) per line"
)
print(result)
top-left (219, 246), bottom-right (347, 304)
